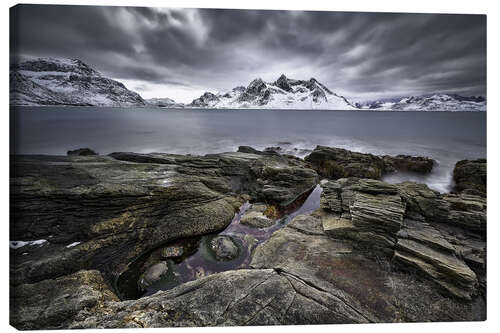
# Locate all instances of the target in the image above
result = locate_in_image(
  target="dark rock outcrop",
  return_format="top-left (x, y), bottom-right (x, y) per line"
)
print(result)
top-left (383, 155), bottom-right (434, 173)
top-left (67, 148), bottom-right (98, 156)
top-left (453, 159), bottom-right (486, 196)
top-left (305, 145), bottom-right (435, 180)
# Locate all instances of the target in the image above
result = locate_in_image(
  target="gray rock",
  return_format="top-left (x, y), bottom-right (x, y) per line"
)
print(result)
top-left (210, 236), bottom-right (239, 261)
top-left (139, 262), bottom-right (169, 290)
top-left (240, 206), bottom-right (274, 228)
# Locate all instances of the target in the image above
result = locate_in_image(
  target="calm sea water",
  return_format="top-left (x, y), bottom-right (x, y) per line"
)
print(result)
top-left (10, 107), bottom-right (486, 193)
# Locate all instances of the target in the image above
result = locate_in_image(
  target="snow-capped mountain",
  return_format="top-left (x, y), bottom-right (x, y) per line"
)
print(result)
top-left (9, 58), bottom-right (486, 111)
top-left (145, 97), bottom-right (184, 108)
top-left (188, 74), bottom-right (357, 110)
top-left (10, 58), bottom-right (146, 107)
top-left (359, 94), bottom-right (486, 111)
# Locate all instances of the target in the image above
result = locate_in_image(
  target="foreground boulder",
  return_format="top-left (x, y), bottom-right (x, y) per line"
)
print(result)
top-left (10, 270), bottom-right (118, 330)
top-left (304, 145), bottom-right (435, 180)
top-left (453, 159), bottom-right (486, 196)
top-left (68, 269), bottom-right (371, 328)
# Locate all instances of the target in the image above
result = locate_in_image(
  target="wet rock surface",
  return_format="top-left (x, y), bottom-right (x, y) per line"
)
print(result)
top-left (138, 262), bottom-right (169, 291)
top-left (210, 236), bottom-right (239, 261)
top-left (453, 159), bottom-right (486, 196)
top-left (239, 203), bottom-right (275, 228)
top-left (9, 146), bottom-right (486, 328)
top-left (383, 155), bottom-right (434, 173)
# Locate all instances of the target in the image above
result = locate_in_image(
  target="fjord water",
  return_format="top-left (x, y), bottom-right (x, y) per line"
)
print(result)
top-left (11, 107), bottom-right (486, 193)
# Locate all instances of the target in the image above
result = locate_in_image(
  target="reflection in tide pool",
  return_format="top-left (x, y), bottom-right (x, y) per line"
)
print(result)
top-left (117, 185), bottom-right (322, 299)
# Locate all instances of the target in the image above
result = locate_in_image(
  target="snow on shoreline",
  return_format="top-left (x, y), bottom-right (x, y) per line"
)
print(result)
top-left (10, 239), bottom-right (47, 249)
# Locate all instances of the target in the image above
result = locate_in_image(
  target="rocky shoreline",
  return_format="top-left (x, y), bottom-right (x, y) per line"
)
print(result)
top-left (10, 145), bottom-right (486, 329)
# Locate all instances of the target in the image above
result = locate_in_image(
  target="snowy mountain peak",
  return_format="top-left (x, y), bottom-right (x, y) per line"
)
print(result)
top-left (10, 57), bottom-right (146, 107)
top-left (275, 74), bottom-right (292, 92)
top-left (188, 75), bottom-right (356, 109)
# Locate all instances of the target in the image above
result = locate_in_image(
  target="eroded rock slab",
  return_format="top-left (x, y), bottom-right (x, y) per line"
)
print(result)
top-left (67, 269), bottom-right (370, 328)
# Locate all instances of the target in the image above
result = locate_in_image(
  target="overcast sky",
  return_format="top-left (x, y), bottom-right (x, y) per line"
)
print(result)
top-left (10, 5), bottom-right (486, 103)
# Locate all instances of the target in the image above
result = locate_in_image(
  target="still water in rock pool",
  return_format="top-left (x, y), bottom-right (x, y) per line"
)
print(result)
top-left (116, 185), bottom-right (322, 300)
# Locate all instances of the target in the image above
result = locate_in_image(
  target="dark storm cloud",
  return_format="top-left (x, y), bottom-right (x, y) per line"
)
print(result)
top-left (10, 5), bottom-right (486, 102)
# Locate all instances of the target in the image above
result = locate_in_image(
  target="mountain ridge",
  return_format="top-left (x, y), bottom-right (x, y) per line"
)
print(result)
top-left (10, 58), bottom-right (486, 111)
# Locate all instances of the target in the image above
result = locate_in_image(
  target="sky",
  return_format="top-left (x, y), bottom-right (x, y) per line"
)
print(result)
top-left (10, 5), bottom-right (486, 103)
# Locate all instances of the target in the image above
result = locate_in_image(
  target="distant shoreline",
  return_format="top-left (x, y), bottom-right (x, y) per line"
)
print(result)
top-left (9, 105), bottom-right (487, 112)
